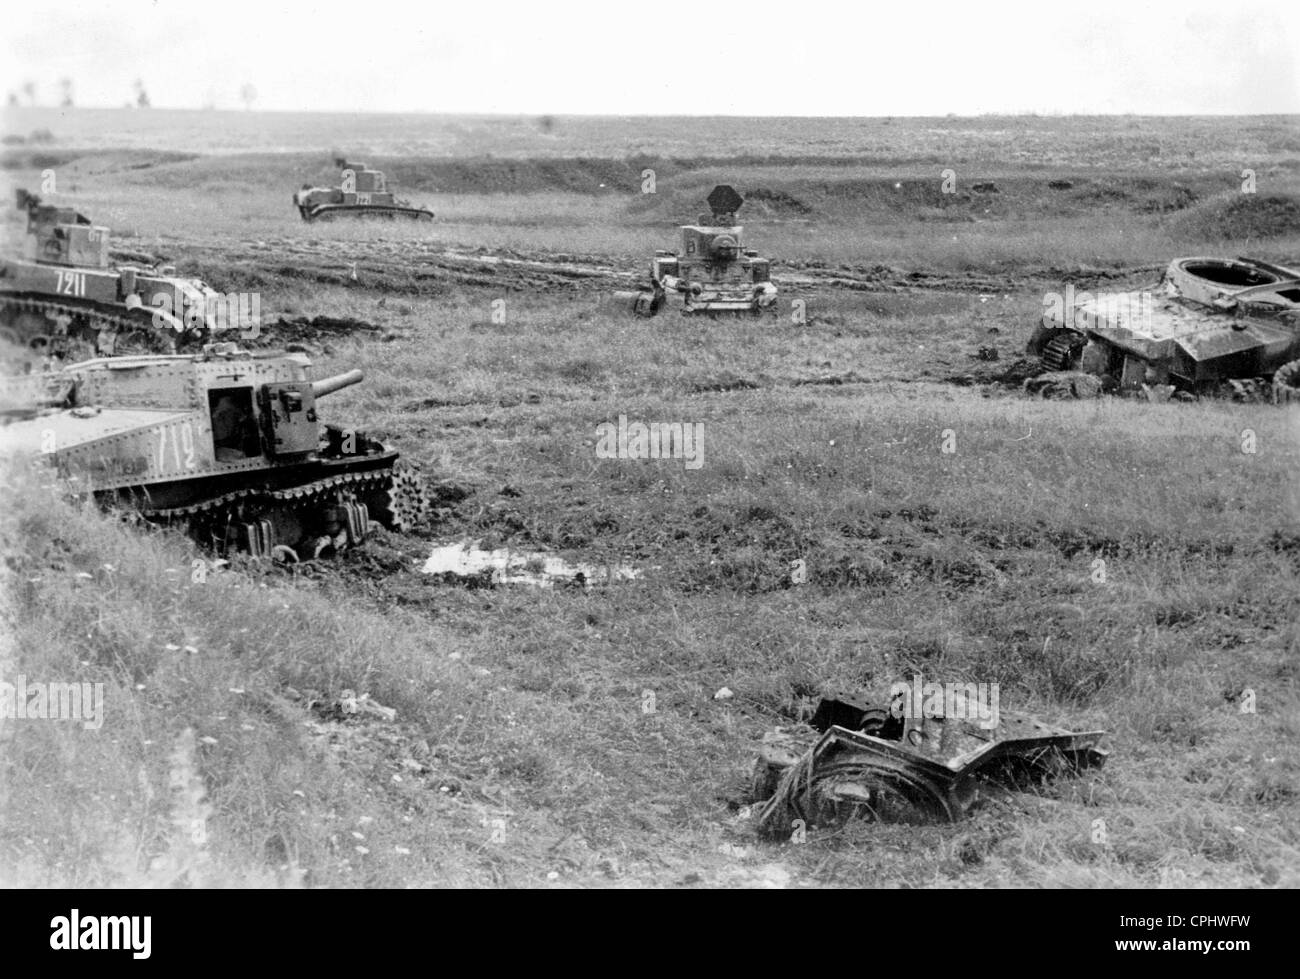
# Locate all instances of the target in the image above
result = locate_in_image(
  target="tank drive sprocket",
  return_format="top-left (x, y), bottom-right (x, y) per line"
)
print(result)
top-left (369, 464), bottom-right (431, 533)
top-left (1040, 331), bottom-right (1083, 372)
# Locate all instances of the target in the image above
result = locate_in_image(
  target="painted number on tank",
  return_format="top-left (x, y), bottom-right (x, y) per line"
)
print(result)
top-left (341, 169), bottom-right (356, 193)
top-left (355, 192), bottom-right (371, 205)
top-left (56, 271), bottom-right (87, 297)
top-left (157, 421), bottom-right (197, 473)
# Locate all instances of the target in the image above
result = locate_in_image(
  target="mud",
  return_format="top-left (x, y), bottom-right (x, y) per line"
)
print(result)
top-left (160, 233), bottom-right (1162, 300)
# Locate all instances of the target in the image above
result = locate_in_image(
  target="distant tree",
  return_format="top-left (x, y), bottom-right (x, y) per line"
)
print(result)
top-left (21, 81), bottom-right (36, 106)
top-left (59, 78), bottom-right (74, 108)
top-left (134, 79), bottom-right (151, 108)
top-left (6, 93), bottom-right (18, 107)
top-left (240, 83), bottom-right (257, 111)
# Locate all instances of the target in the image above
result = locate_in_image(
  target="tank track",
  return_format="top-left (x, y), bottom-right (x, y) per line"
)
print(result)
top-left (140, 468), bottom-right (393, 519)
top-left (0, 295), bottom-right (192, 363)
top-left (303, 205), bottom-right (434, 222)
top-left (133, 464), bottom-right (429, 561)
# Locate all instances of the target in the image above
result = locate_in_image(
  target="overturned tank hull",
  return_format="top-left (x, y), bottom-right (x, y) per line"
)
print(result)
top-left (751, 692), bottom-right (1107, 835)
top-left (1027, 257), bottom-right (1300, 396)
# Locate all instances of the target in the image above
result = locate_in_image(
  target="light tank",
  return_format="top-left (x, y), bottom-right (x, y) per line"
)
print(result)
top-left (617, 185), bottom-right (778, 317)
top-left (1, 190), bottom-right (243, 367)
top-left (0, 343), bottom-right (430, 560)
top-left (294, 161), bottom-right (434, 222)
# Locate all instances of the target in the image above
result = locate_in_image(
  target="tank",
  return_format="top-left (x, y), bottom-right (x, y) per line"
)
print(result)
top-left (1, 190), bottom-right (244, 368)
top-left (616, 185), bottom-right (778, 316)
top-left (0, 343), bottom-right (430, 560)
top-left (1027, 256), bottom-right (1300, 396)
top-left (294, 161), bottom-right (434, 222)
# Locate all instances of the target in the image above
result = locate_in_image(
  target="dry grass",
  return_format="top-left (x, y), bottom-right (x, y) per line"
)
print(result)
top-left (3, 280), bottom-right (1298, 887)
top-left (2, 112), bottom-right (1299, 888)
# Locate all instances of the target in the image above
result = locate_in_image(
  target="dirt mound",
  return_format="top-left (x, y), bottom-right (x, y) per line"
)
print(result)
top-left (1024, 371), bottom-right (1104, 399)
top-left (745, 187), bottom-right (814, 215)
top-left (384, 157), bottom-right (649, 195)
top-left (1065, 177), bottom-right (1199, 214)
top-left (259, 315), bottom-right (386, 344)
top-left (1170, 193), bottom-right (1300, 239)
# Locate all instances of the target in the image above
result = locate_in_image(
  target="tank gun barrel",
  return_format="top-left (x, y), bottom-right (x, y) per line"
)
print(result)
top-left (311, 369), bottom-right (363, 398)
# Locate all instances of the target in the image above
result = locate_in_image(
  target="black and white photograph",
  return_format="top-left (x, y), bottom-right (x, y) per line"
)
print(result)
top-left (0, 0), bottom-right (1295, 926)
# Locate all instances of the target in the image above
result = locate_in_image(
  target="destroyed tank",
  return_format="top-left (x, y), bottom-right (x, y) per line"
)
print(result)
top-left (0, 343), bottom-right (430, 560)
top-left (294, 161), bottom-right (434, 222)
top-left (617, 185), bottom-right (778, 316)
top-left (1, 190), bottom-right (242, 368)
top-left (1027, 256), bottom-right (1300, 398)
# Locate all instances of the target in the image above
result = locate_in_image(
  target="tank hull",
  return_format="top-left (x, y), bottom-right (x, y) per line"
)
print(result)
top-left (1027, 257), bottom-right (1300, 393)
top-left (0, 349), bottom-right (430, 559)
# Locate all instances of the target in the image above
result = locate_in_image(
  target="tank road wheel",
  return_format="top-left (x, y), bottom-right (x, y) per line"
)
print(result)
top-left (50, 333), bottom-right (99, 365)
top-left (1274, 359), bottom-right (1300, 404)
top-left (98, 321), bottom-right (179, 357)
top-left (372, 465), bottom-right (431, 533)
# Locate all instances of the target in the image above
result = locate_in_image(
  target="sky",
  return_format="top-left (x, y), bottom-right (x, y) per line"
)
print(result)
top-left (2, 0), bottom-right (1298, 115)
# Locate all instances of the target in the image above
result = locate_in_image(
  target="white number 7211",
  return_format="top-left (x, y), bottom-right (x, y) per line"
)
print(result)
top-left (56, 271), bottom-right (87, 296)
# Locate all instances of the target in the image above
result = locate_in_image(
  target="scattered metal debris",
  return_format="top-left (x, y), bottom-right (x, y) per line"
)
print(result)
top-left (750, 692), bottom-right (1107, 837)
top-left (291, 687), bottom-right (397, 722)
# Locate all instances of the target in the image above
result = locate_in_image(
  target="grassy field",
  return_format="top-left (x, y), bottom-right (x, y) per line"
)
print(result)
top-left (5, 109), bottom-right (1300, 271)
top-left (1, 111), bottom-right (1299, 887)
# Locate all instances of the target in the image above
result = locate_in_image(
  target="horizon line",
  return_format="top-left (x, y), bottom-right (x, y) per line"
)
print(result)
top-left (3, 107), bottom-right (1299, 120)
